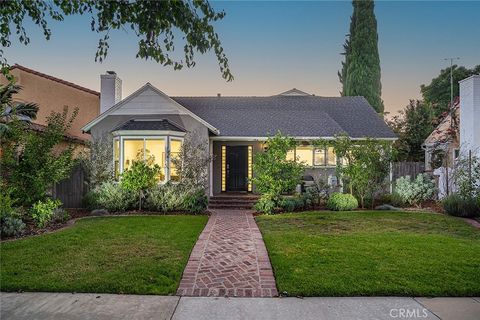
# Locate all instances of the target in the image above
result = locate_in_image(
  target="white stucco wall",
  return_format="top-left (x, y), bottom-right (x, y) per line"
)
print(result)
top-left (459, 75), bottom-right (480, 157)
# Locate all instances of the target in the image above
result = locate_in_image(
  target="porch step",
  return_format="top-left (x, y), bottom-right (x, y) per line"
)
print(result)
top-left (208, 195), bottom-right (259, 210)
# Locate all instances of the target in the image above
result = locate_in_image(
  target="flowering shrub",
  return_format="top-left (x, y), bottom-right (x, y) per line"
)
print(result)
top-left (395, 174), bottom-right (436, 206)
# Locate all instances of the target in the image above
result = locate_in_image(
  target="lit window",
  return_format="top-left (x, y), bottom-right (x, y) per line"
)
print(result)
top-left (123, 139), bottom-right (144, 171)
top-left (296, 146), bottom-right (313, 166)
top-left (145, 139), bottom-right (166, 181)
top-left (169, 139), bottom-right (183, 182)
top-left (114, 138), bottom-right (120, 179)
top-left (314, 148), bottom-right (326, 166)
top-left (248, 145), bottom-right (253, 191)
top-left (221, 146), bottom-right (226, 192)
top-left (327, 147), bottom-right (336, 166)
top-left (286, 149), bottom-right (296, 161)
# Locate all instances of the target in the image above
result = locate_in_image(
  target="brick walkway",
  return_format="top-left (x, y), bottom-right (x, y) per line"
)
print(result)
top-left (177, 210), bottom-right (278, 297)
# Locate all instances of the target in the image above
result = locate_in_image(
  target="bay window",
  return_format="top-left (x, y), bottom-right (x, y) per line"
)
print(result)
top-left (113, 134), bottom-right (183, 182)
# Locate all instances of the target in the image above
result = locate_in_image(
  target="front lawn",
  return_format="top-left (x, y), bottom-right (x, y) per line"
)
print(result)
top-left (0, 215), bottom-right (207, 295)
top-left (256, 211), bottom-right (480, 297)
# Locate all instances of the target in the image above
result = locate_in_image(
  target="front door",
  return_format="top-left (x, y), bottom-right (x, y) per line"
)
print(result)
top-left (226, 146), bottom-right (248, 192)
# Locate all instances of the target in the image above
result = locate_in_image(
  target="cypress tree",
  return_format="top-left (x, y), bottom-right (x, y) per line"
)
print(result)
top-left (340, 0), bottom-right (384, 113)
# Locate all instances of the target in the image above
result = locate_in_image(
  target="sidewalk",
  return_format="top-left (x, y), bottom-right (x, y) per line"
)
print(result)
top-left (2, 292), bottom-right (479, 320)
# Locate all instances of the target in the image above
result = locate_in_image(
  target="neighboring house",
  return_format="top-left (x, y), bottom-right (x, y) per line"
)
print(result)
top-left (0, 64), bottom-right (100, 154)
top-left (423, 99), bottom-right (460, 172)
top-left (423, 75), bottom-right (479, 198)
top-left (82, 73), bottom-right (396, 196)
top-left (423, 75), bottom-right (480, 169)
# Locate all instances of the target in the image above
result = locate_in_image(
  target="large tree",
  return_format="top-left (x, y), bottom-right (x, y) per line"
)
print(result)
top-left (387, 100), bottom-right (435, 162)
top-left (339, 0), bottom-right (384, 113)
top-left (421, 64), bottom-right (480, 118)
top-left (0, 0), bottom-right (232, 81)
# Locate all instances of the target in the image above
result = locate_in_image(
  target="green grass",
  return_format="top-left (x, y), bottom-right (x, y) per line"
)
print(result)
top-left (256, 211), bottom-right (480, 297)
top-left (0, 215), bottom-right (207, 295)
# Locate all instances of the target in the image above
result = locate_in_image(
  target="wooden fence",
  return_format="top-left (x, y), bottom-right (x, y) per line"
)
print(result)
top-left (52, 165), bottom-right (88, 208)
top-left (392, 161), bottom-right (425, 183)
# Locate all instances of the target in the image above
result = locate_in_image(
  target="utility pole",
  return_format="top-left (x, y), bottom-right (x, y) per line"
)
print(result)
top-left (443, 57), bottom-right (459, 196)
top-left (444, 57), bottom-right (460, 117)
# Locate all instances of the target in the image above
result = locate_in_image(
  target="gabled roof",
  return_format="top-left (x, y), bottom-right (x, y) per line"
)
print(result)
top-left (172, 95), bottom-right (397, 139)
top-left (81, 83), bottom-right (219, 134)
top-left (10, 64), bottom-right (100, 96)
top-left (423, 100), bottom-right (460, 146)
top-left (277, 88), bottom-right (311, 96)
top-left (112, 119), bottom-right (186, 132)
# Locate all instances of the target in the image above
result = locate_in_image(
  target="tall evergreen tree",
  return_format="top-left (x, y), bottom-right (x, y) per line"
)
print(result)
top-left (339, 0), bottom-right (384, 113)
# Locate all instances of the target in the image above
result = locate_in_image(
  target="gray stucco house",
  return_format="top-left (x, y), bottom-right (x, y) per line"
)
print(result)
top-left (82, 72), bottom-right (396, 197)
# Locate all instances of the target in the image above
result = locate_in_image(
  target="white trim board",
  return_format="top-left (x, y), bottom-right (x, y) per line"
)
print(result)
top-left (81, 83), bottom-right (219, 135)
top-left (209, 136), bottom-right (398, 142)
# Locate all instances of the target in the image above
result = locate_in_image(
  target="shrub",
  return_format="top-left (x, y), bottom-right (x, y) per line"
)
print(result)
top-left (254, 194), bottom-right (277, 214)
top-left (121, 159), bottom-right (161, 210)
top-left (146, 183), bottom-right (181, 212)
top-left (442, 194), bottom-right (480, 218)
top-left (181, 189), bottom-right (208, 214)
top-left (145, 183), bottom-right (208, 214)
top-left (380, 193), bottom-right (406, 207)
top-left (395, 174), bottom-right (436, 207)
top-left (279, 197), bottom-right (296, 212)
top-left (252, 133), bottom-right (304, 199)
top-left (0, 188), bottom-right (18, 220)
top-left (326, 193), bottom-right (358, 211)
top-left (30, 198), bottom-right (62, 228)
top-left (51, 208), bottom-right (70, 223)
top-left (82, 190), bottom-right (100, 210)
top-left (1, 215), bottom-right (25, 238)
top-left (94, 181), bottom-right (136, 212)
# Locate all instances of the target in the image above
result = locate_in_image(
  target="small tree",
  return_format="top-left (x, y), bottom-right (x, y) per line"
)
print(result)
top-left (170, 131), bottom-right (213, 190)
top-left (120, 158), bottom-right (160, 211)
top-left (252, 132), bottom-right (304, 207)
top-left (81, 134), bottom-right (114, 188)
top-left (1, 106), bottom-right (78, 206)
top-left (316, 134), bottom-right (393, 208)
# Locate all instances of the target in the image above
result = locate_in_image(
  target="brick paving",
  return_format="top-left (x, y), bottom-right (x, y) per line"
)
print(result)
top-left (177, 210), bottom-right (278, 297)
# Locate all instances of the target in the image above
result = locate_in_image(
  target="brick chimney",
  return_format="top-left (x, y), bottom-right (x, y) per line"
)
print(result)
top-left (100, 71), bottom-right (122, 114)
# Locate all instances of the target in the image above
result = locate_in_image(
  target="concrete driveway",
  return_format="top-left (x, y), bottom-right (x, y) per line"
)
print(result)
top-left (1, 292), bottom-right (479, 320)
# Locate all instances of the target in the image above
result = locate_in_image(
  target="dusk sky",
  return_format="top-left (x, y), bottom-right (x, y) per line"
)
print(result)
top-left (5, 0), bottom-right (480, 115)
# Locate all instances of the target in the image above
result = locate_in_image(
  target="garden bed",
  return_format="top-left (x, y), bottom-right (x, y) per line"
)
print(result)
top-left (0, 215), bottom-right (208, 295)
top-left (256, 210), bottom-right (480, 297)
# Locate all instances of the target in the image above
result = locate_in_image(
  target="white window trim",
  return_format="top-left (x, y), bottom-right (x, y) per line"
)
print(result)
top-left (114, 134), bottom-right (184, 183)
top-left (289, 145), bottom-right (337, 168)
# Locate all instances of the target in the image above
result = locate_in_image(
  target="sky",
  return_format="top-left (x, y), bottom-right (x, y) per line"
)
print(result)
top-left (5, 0), bottom-right (480, 115)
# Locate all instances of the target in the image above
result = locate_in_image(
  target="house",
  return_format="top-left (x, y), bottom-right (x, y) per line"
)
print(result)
top-left (82, 72), bottom-right (396, 197)
top-left (0, 64), bottom-right (100, 154)
top-left (423, 98), bottom-right (460, 172)
top-left (422, 75), bottom-right (479, 198)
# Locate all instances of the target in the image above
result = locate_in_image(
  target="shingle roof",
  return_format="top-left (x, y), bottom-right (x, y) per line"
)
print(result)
top-left (112, 119), bottom-right (186, 132)
top-left (171, 95), bottom-right (396, 139)
top-left (11, 64), bottom-right (100, 96)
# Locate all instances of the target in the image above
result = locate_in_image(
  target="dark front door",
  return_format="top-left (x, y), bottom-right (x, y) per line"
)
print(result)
top-left (226, 146), bottom-right (248, 192)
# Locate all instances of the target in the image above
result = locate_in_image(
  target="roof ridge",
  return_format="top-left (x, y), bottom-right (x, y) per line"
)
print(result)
top-left (11, 64), bottom-right (100, 96)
